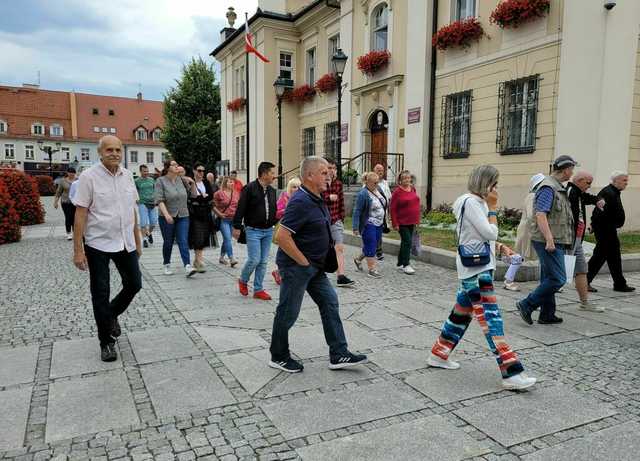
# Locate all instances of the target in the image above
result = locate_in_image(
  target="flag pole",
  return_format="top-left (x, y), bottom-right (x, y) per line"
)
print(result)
top-left (245, 12), bottom-right (250, 184)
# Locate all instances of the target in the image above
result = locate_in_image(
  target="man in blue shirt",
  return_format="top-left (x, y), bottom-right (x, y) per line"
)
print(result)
top-left (269, 156), bottom-right (368, 373)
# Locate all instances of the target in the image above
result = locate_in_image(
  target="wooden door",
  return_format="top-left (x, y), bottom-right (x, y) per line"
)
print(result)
top-left (370, 129), bottom-right (388, 176)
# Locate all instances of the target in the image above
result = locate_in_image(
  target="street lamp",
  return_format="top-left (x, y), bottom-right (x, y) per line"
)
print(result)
top-left (331, 48), bottom-right (348, 180)
top-left (273, 76), bottom-right (294, 189)
top-left (37, 140), bottom-right (62, 178)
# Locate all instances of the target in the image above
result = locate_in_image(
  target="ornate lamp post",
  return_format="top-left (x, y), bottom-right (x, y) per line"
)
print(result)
top-left (331, 48), bottom-right (348, 180)
top-left (37, 140), bottom-right (61, 177)
top-left (273, 76), bottom-right (294, 190)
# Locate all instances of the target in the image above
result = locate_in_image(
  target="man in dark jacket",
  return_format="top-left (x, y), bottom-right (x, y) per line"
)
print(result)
top-left (566, 171), bottom-right (605, 311)
top-left (587, 171), bottom-right (635, 292)
top-left (233, 162), bottom-right (278, 300)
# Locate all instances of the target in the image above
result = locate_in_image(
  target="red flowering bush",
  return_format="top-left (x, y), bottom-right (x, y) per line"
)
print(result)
top-left (357, 50), bottom-right (391, 76)
top-left (315, 73), bottom-right (338, 93)
top-left (0, 170), bottom-right (45, 225)
top-left (226, 97), bottom-right (246, 112)
top-left (284, 84), bottom-right (316, 104)
top-left (34, 175), bottom-right (56, 196)
top-left (433, 17), bottom-right (484, 50)
top-left (490, 0), bottom-right (550, 29)
top-left (0, 180), bottom-right (21, 245)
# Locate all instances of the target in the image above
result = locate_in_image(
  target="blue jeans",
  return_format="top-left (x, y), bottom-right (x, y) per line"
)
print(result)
top-left (362, 223), bottom-right (383, 257)
top-left (270, 264), bottom-right (349, 361)
top-left (158, 216), bottom-right (191, 266)
top-left (240, 226), bottom-right (273, 291)
top-left (138, 204), bottom-right (158, 229)
top-left (520, 240), bottom-right (566, 320)
top-left (219, 218), bottom-right (234, 259)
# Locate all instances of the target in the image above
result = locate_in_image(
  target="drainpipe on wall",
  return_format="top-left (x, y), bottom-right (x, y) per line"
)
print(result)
top-left (124, 144), bottom-right (128, 169)
top-left (426, 0), bottom-right (438, 212)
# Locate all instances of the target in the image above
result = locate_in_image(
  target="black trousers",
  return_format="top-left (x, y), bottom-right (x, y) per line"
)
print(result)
top-left (61, 202), bottom-right (76, 233)
top-left (85, 245), bottom-right (142, 345)
top-left (587, 226), bottom-right (627, 288)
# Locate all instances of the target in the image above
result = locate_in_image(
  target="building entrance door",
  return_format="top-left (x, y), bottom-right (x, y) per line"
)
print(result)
top-left (369, 109), bottom-right (389, 176)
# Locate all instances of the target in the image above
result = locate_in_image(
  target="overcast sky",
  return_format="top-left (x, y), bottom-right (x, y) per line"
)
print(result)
top-left (0, 0), bottom-right (259, 101)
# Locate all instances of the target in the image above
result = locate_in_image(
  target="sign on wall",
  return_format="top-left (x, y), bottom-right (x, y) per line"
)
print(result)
top-left (407, 107), bottom-right (421, 124)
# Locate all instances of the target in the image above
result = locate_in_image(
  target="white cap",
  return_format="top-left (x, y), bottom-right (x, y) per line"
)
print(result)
top-left (529, 173), bottom-right (545, 191)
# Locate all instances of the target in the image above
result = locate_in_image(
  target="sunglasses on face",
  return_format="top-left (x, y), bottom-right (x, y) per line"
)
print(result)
top-left (196, 169), bottom-right (205, 173)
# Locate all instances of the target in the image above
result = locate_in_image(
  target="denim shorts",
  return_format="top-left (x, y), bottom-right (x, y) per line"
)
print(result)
top-left (573, 242), bottom-right (588, 275)
top-left (330, 220), bottom-right (344, 245)
top-left (362, 223), bottom-right (382, 257)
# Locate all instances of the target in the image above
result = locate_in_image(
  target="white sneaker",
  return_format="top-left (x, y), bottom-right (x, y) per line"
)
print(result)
top-left (396, 265), bottom-right (405, 272)
top-left (403, 265), bottom-right (415, 275)
top-left (163, 265), bottom-right (174, 276)
top-left (502, 373), bottom-right (536, 390)
top-left (503, 281), bottom-right (521, 291)
top-left (66, 232), bottom-right (73, 240)
top-left (579, 301), bottom-right (605, 312)
top-left (185, 264), bottom-right (197, 277)
top-left (427, 354), bottom-right (460, 370)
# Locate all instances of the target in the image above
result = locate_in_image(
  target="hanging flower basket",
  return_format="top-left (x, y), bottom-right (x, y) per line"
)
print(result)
top-left (490, 0), bottom-right (550, 29)
top-left (226, 98), bottom-right (246, 112)
top-left (357, 50), bottom-right (391, 76)
top-left (284, 84), bottom-right (316, 104)
top-left (315, 73), bottom-right (338, 94)
top-left (433, 17), bottom-right (484, 51)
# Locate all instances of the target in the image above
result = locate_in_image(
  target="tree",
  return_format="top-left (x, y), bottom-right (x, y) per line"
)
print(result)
top-left (162, 57), bottom-right (221, 172)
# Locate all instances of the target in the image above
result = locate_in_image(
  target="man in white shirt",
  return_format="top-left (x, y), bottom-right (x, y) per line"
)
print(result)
top-left (72, 135), bottom-right (142, 362)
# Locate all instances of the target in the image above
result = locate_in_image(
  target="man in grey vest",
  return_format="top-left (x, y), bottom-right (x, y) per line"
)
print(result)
top-left (516, 155), bottom-right (576, 326)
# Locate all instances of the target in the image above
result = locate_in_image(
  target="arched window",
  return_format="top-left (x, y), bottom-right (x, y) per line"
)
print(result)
top-left (371, 3), bottom-right (389, 51)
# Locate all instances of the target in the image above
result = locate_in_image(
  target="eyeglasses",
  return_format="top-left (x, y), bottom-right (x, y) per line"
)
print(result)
top-left (196, 169), bottom-right (205, 173)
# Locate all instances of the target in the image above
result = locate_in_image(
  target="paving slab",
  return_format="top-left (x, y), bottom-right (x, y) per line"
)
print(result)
top-left (0, 345), bottom-right (38, 387)
top-left (297, 302), bottom-right (362, 324)
top-left (384, 325), bottom-right (481, 354)
top-left (128, 327), bottom-right (199, 364)
top-left (557, 304), bottom-right (640, 330)
top-left (50, 338), bottom-right (122, 378)
top-left (219, 350), bottom-right (280, 395)
top-left (266, 361), bottom-right (374, 397)
top-left (369, 347), bottom-right (429, 374)
top-left (200, 314), bottom-right (276, 330)
top-left (296, 414), bottom-right (491, 461)
top-left (503, 314), bottom-right (586, 345)
top-left (352, 306), bottom-right (414, 330)
top-left (141, 359), bottom-right (236, 417)
top-left (261, 381), bottom-right (425, 439)
top-left (385, 298), bottom-right (451, 324)
top-left (405, 358), bottom-right (505, 404)
top-left (455, 322), bottom-right (542, 351)
top-left (195, 325), bottom-right (268, 352)
top-left (454, 385), bottom-right (617, 447)
top-left (0, 386), bottom-right (32, 450)
top-left (551, 313), bottom-right (624, 337)
top-left (289, 321), bottom-right (391, 359)
top-left (523, 421), bottom-right (640, 461)
top-left (182, 302), bottom-right (275, 320)
top-left (46, 371), bottom-right (139, 443)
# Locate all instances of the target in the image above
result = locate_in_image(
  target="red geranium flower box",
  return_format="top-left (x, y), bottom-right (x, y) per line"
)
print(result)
top-left (490, 0), bottom-right (550, 29)
top-left (433, 17), bottom-right (484, 51)
top-left (284, 84), bottom-right (316, 104)
top-left (315, 73), bottom-right (338, 93)
top-left (357, 50), bottom-right (391, 76)
top-left (226, 97), bottom-right (246, 112)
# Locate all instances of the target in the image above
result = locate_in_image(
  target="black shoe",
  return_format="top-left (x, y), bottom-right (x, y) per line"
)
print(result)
top-left (516, 301), bottom-right (533, 326)
top-left (329, 352), bottom-right (368, 370)
top-left (337, 275), bottom-right (356, 287)
top-left (147, 234), bottom-right (153, 244)
top-left (112, 318), bottom-right (121, 338)
top-left (143, 239), bottom-right (149, 248)
top-left (269, 358), bottom-right (304, 373)
top-left (101, 343), bottom-right (117, 362)
top-left (613, 285), bottom-right (635, 293)
top-left (376, 254), bottom-right (384, 261)
top-left (587, 285), bottom-right (598, 293)
top-left (538, 316), bottom-right (563, 325)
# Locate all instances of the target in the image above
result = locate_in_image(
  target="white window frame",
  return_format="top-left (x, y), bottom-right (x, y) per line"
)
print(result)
top-left (136, 128), bottom-right (147, 141)
top-left (93, 126), bottom-right (100, 133)
top-left (146, 151), bottom-right (154, 164)
top-left (371, 3), bottom-right (389, 51)
top-left (328, 35), bottom-right (340, 70)
top-left (130, 150), bottom-right (138, 163)
top-left (81, 148), bottom-right (90, 161)
top-left (152, 129), bottom-right (161, 141)
top-left (25, 145), bottom-right (34, 160)
top-left (279, 52), bottom-right (293, 80)
top-left (0, 120), bottom-right (7, 134)
top-left (61, 147), bottom-right (69, 161)
top-left (306, 47), bottom-right (316, 86)
top-left (453, 0), bottom-right (476, 21)
top-left (4, 143), bottom-right (15, 160)
top-left (235, 66), bottom-right (246, 99)
top-left (110, 128), bottom-right (116, 134)
top-left (101, 127), bottom-right (108, 133)
top-left (303, 127), bottom-right (316, 157)
top-left (50, 124), bottom-right (63, 137)
top-left (32, 123), bottom-right (44, 136)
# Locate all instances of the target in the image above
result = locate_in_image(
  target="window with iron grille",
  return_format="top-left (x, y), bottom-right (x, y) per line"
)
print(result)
top-left (324, 122), bottom-right (340, 159)
top-left (303, 127), bottom-right (316, 157)
top-left (441, 90), bottom-right (472, 158)
top-left (497, 75), bottom-right (540, 154)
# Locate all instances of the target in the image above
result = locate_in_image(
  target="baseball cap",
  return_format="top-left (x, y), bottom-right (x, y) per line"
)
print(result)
top-left (552, 155), bottom-right (578, 170)
top-left (529, 173), bottom-right (545, 191)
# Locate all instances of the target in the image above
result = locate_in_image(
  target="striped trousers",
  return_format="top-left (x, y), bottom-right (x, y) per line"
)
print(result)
top-left (431, 270), bottom-right (524, 378)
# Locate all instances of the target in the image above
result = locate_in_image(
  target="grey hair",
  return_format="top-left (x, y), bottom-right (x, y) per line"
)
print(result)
top-left (610, 170), bottom-right (629, 182)
top-left (300, 156), bottom-right (328, 179)
top-left (97, 135), bottom-right (122, 152)
top-left (467, 165), bottom-right (499, 198)
top-left (571, 170), bottom-right (593, 182)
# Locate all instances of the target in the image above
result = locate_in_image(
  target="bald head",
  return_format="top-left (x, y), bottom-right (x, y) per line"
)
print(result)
top-left (98, 135), bottom-right (123, 152)
top-left (572, 170), bottom-right (594, 193)
top-left (97, 135), bottom-right (123, 172)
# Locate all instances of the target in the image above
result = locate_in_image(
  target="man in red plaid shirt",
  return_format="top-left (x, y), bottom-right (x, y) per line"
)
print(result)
top-left (323, 158), bottom-right (356, 287)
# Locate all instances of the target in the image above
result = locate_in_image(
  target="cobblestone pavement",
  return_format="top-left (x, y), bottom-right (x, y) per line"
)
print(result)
top-left (1, 197), bottom-right (639, 461)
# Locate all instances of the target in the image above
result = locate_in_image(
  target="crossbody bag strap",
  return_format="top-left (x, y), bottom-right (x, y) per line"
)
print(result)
top-left (456, 198), bottom-right (470, 247)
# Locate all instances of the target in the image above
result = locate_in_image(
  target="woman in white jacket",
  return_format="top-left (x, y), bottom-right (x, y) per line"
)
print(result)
top-left (427, 165), bottom-right (537, 391)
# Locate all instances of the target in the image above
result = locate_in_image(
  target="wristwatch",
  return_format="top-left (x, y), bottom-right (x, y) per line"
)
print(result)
top-left (488, 211), bottom-right (497, 218)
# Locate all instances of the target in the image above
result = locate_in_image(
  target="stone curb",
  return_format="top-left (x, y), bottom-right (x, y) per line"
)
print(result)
top-left (342, 231), bottom-right (640, 282)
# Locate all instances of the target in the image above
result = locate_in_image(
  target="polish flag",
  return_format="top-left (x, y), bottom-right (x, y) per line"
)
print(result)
top-left (245, 31), bottom-right (270, 63)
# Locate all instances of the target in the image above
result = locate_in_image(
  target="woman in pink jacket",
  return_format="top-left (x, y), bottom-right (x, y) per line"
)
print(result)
top-left (213, 176), bottom-right (240, 267)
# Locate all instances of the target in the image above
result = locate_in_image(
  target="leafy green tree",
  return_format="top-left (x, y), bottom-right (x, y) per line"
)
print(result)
top-left (162, 57), bottom-right (220, 171)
